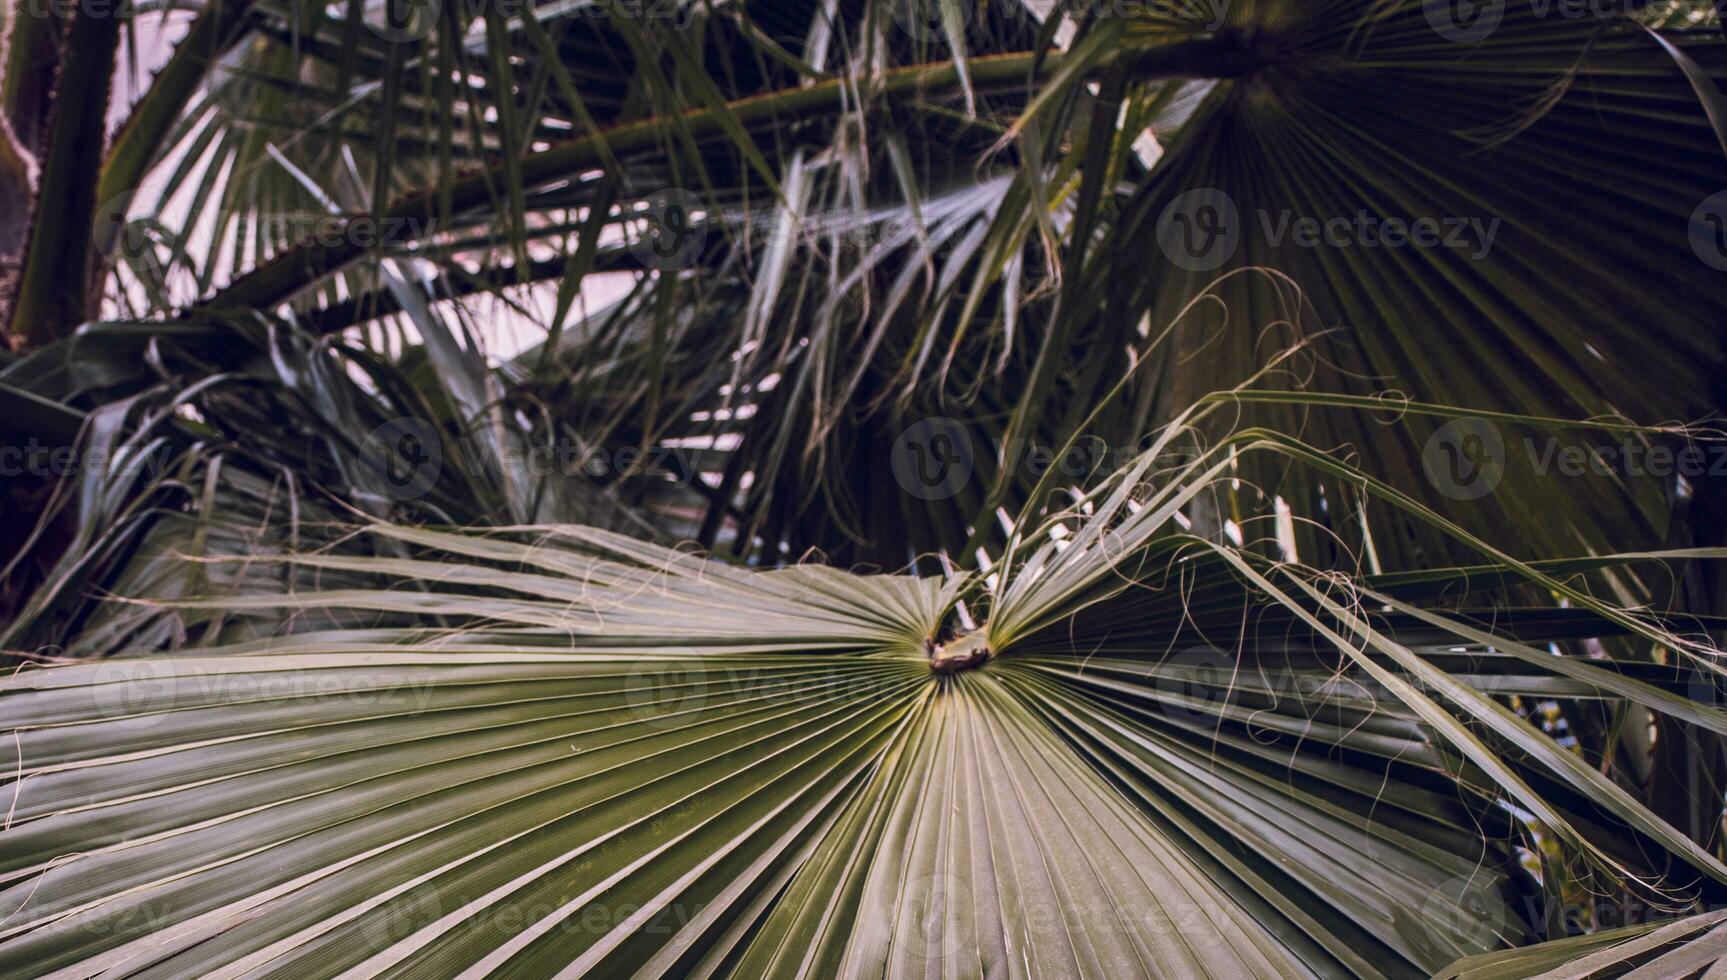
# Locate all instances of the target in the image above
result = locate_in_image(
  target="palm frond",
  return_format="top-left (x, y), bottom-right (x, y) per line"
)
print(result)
top-left (5, 422), bottom-right (1727, 976)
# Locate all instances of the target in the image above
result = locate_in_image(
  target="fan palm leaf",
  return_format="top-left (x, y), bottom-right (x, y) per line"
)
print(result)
top-left (5, 422), bottom-right (1727, 977)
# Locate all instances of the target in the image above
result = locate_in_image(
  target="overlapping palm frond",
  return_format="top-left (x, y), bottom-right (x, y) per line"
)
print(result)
top-left (1100, 2), bottom-right (1727, 571)
top-left (5, 417), bottom-right (1727, 977)
top-left (0, 299), bottom-right (668, 652)
top-left (41, 0), bottom-right (1718, 574)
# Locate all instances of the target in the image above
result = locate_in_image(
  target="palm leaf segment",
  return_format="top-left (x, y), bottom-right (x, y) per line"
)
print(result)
top-left (1093, 1), bottom-right (1727, 569)
top-left (1437, 908), bottom-right (1727, 978)
top-left (7, 434), bottom-right (1727, 978)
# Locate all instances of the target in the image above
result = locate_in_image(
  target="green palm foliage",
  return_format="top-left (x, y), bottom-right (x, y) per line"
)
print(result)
top-left (3, 0), bottom-right (1727, 975)
top-left (5, 424), bottom-right (1727, 977)
top-left (4, 0), bottom-right (1720, 565)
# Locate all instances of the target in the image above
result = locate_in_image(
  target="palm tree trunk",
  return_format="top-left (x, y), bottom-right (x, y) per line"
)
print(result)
top-left (4, 0), bottom-right (120, 349)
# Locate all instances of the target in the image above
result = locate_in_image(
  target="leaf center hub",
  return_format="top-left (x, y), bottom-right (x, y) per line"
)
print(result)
top-left (930, 630), bottom-right (989, 675)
